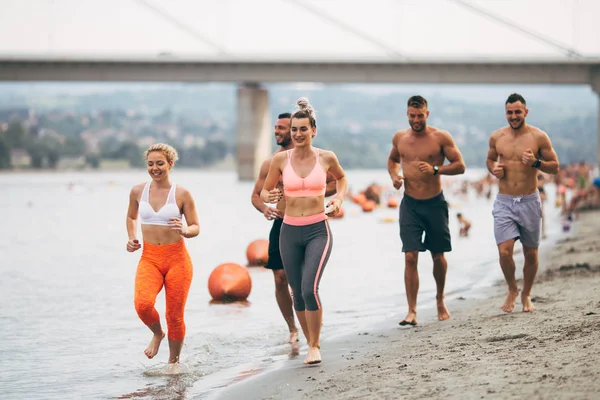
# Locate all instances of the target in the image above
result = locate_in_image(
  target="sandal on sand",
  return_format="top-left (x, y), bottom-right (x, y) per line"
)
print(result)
top-left (399, 320), bottom-right (418, 326)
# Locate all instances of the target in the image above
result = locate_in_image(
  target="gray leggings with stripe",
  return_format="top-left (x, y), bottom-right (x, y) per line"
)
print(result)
top-left (279, 220), bottom-right (333, 311)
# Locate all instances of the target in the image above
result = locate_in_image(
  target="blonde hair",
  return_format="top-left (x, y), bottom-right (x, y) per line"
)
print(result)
top-left (291, 97), bottom-right (317, 128)
top-left (144, 143), bottom-right (179, 165)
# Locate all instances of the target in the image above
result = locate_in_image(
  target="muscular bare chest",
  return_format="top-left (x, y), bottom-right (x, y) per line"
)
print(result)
top-left (398, 135), bottom-right (443, 163)
top-left (496, 133), bottom-right (538, 161)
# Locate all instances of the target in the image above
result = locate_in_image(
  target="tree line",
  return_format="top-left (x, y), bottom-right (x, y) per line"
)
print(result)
top-left (0, 120), bottom-right (230, 170)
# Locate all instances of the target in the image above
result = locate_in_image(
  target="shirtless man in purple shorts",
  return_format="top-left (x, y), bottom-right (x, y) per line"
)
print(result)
top-left (487, 93), bottom-right (559, 313)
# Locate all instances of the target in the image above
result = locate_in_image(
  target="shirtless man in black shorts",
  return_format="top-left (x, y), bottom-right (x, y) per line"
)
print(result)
top-left (388, 96), bottom-right (466, 326)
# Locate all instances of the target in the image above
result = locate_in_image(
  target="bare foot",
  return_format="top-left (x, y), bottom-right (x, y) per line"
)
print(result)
top-left (288, 330), bottom-right (299, 344)
top-left (144, 332), bottom-right (165, 359)
top-left (501, 290), bottom-right (519, 313)
top-left (437, 297), bottom-right (451, 321)
top-left (522, 295), bottom-right (537, 312)
top-left (399, 311), bottom-right (418, 326)
top-left (304, 346), bottom-right (321, 365)
top-left (290, 341), bottom-right (300, 357)
top-left (165, 363), bottom-right (183, 375)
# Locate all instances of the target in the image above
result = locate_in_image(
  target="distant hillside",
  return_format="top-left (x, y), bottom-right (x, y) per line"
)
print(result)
top-left (0, 83), bottom-right (596, 168)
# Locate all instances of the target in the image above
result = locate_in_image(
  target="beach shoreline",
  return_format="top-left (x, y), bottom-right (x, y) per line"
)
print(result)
top-left (211, 210), bottom-right (600, 400)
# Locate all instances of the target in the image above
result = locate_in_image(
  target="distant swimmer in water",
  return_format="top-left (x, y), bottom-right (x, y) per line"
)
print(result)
top-left (456, 213), bottom-right (471, 237)
top-left (487, 94), bottom-right (559, 313)
top-left (125, 143), bottom-right (200, 365)
top-left (261, 97), bottom-right (347, 365)
top-left (387, 95), bottom-right (466, 326)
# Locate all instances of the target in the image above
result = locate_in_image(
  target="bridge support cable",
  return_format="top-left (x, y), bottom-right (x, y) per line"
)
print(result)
top-left (282, 0), bottom-right (407, 60)
top-left (133, 0), bottom-right (229, 56)
top-left (448, 0), bottom-right (583, 59)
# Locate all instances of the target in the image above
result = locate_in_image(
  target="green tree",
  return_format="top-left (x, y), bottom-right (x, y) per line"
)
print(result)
top-left (179, 146), bottom-right (204, 167)
top-left (40, 135), bottom-right (63, 169)
top-left (4, 122), bottom-right (26, 148)
top-left (26, 141), bottom-right (44, 169)
top-left (61, 136), bottom-right (86, 157)
top-left (46, 147), bottom-right (60, 169)
top-left (117, 141), bottom-right (143, 167)
top-left (85, 153), bottom-right (101, 169)
top-left (99, 137), bottom-right (121, 159)
top-left (0, 136), bottom-right (11, 169)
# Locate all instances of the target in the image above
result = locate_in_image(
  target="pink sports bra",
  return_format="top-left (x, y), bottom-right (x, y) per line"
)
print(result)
top-left (282, 149), bottom-right (326, 197)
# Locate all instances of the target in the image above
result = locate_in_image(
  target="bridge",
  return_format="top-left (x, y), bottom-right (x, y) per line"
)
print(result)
top-left (1, 0), bottom-right (599, 179)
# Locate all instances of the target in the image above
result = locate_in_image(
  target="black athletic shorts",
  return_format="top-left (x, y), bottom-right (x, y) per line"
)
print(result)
top-left (399, 191), bottom-right (452, 253)
top-left (264, 217), bottom-right (285, 270)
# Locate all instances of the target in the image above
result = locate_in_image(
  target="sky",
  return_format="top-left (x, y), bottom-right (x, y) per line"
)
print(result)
top-left (1, 0), bottom-right (599, 60)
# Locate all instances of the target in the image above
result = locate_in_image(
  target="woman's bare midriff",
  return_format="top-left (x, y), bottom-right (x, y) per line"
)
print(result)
top-left (141, 225), bottom-right (182, 245)
top-left (285, 196), bottom-right (325, 217)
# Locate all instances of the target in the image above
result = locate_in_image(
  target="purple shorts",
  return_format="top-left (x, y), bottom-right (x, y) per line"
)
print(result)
top-left (492, 191), bottom-right (542, 248)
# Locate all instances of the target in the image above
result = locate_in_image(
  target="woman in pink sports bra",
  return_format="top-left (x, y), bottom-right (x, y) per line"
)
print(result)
top-left (125, 143), bottom-right (200, 369)
top-left (261, 97), bottom-right (348, 365)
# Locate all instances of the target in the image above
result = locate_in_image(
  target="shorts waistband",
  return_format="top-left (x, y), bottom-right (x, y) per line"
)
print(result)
top-left (142, 239), bottom-right (186, 257)
top-left (283, 212), bottom-right (327, 226)
top-left (403, 191), bottom-right (445, 205)
top-left (496, 191), bottom-right (540, 203)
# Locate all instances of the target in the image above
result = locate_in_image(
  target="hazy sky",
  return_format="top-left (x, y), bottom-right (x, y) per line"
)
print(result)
top-left (1, 0), bottom-right (599, 59)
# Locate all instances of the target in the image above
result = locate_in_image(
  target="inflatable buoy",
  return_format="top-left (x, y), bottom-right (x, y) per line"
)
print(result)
top-left (208, 263), bottom-right (252, 302)
top-left (361, 200), bottom-right (376, 212)
top-left (352, 193), bottom-right (367, 205)
top-left (246, 239), bottom-right (269, 266)
top-left (387, 197), bottom-right (399, 208)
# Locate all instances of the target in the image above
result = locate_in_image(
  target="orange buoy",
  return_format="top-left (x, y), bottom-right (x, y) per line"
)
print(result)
top-left (387, 197), bottom-right (399, 208)
top-left (246, 239), bottom-right (269, 266)
top-left (361, 200), bottom-right (376, 212)
top-left (352, 193), bottom-right (367, 205)
top-left (208, 263), bottom-right (252, 302)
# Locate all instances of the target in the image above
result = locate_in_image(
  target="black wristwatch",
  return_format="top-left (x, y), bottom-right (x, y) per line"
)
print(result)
top-left (433, 166), bottom-right (439, 175)
top-left (532, 159), bottom-right (542, 169)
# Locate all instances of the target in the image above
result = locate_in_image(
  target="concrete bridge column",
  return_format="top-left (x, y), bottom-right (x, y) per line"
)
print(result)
top-left (236, 83), bottom-right (271, 181)
top-left (592, 67), bottom-right (600, 166)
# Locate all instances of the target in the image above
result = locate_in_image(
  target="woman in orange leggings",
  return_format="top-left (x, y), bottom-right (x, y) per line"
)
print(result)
top-left (125, 143), bottom-right (199, 365)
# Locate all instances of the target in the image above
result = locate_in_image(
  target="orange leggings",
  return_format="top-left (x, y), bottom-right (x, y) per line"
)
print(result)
top-left (134, 240), bottom-right (193, 341)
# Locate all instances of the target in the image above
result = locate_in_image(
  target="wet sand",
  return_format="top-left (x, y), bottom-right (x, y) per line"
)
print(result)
top-left (215, 210), bottom-right (600, 400)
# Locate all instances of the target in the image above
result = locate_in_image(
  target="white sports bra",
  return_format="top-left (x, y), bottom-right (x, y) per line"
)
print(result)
top-left (138, 181), bottom-right (182, 226)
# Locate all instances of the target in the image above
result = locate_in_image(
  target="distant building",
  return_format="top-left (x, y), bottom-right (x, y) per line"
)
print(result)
top-left (183, 135), bottom-right (206, 148)
top-left (10, 148), bottom-right (31, 167)
top-left (137, 136), bottom-right (156, 148)
top-left (38, 128), bottom-right (66, 144)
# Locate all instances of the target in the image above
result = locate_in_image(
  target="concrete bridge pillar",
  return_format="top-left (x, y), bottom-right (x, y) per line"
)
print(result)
top-left (592, 67), bottom-right (600, 166)
top-left (236, 83), bottom-right (271, 181)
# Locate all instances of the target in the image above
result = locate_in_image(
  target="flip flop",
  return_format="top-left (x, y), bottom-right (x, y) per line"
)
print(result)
top-left (399, 320), bottom-right (418, 326)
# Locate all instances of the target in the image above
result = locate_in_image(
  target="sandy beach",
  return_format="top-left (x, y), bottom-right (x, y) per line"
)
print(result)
top-left (216, 210), bottom-right (600, 400)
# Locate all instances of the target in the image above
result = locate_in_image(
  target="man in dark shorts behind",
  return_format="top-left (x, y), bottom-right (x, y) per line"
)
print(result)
top-left (388, 95), bottom-right (466, 326)
top-left (251, 112), bottom-right (336, 344)
top-left (252, 113), bottom-right (299, 344)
